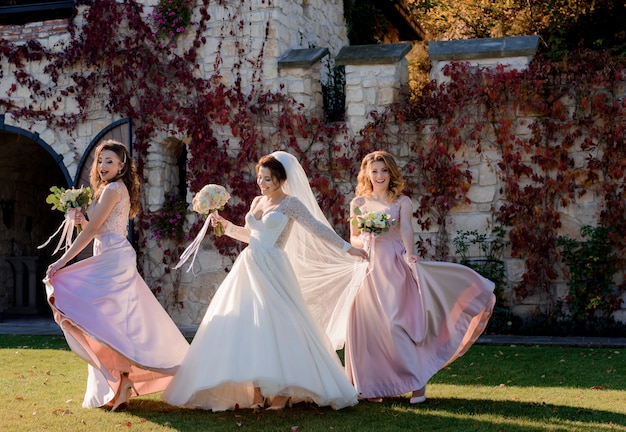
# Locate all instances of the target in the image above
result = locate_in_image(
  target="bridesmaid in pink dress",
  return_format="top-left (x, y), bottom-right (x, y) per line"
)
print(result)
top-left (345, 150), bottom-right (496, 404)
top-left (44, 140), bottom-right (189, 410)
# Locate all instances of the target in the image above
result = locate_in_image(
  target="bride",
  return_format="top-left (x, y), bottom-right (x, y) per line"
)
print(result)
top-left (163, 151), bottom-right (368, 411)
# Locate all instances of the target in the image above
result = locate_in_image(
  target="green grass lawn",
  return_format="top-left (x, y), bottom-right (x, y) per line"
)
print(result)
top-left (1, 335), bottom-right (625, 431)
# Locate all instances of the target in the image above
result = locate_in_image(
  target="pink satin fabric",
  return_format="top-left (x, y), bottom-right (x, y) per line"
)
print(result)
top-left (345, 204), bottom-right (495, 398)
top-left (45, 233), bottom-right (189, 408)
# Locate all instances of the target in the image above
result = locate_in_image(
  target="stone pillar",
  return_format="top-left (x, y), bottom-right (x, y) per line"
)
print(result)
top-left (277, 47), bottom-right (330, 120)
top-left (335, 43), bottom-right (412, 135)
top-left (428, 35), bottom-right (540, 83)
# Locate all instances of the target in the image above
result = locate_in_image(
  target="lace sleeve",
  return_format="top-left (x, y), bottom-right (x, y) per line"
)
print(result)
top-left (224, 222), bottom-right (251, 243)
top-left (283, 196), bottom-right (350, 253)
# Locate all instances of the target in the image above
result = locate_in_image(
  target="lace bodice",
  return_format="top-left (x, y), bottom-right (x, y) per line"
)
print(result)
top-left (225, 195), bottom-right (350, 252)
top-left (88, 181), bottom-right (130, 237)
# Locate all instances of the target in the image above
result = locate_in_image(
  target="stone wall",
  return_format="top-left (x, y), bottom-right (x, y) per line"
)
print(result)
top-left (2, 6), bottom-right (623, 325)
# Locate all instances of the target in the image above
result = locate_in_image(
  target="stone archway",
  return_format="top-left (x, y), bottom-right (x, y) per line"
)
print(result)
top-left (0, 128), bottom-right (69, 319)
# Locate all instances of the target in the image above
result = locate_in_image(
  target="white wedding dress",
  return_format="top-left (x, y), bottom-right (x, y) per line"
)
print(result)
top-left (162, 195), bottom-right (359, 411)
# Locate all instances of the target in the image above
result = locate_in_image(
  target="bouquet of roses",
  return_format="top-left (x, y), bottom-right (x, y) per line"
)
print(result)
top-left (38, 185), bottom-right (94, 254)
top-left (191, 184), bottom-right (231, 236)
top-left (351, 207), bottom-right (396, 237)
top-left (174, 184), bottom-right (231, 272)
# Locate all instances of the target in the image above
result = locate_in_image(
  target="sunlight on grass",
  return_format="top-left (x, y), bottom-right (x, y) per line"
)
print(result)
top-left (1, 338), bottom-right (626, 431)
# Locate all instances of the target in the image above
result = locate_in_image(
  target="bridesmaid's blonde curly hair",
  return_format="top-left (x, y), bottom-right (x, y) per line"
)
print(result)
top-left (355, 150), bottom-right (406, 201)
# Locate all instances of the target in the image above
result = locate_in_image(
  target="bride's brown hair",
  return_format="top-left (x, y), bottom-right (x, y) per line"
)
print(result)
top-left (355, 150), bottom-right (405, 201)
top-left (89, 140), bottom-right (141, 217)
top-left (256, 154), bottom-right (287, 184)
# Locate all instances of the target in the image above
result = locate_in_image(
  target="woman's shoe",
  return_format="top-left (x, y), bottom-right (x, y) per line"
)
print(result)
top-left (251, 397), bottom-right (267, 409)
top-left (410, 386), bottom-right (426, 404)
top-left (111, 374), bottom-right (137, 412)
top-left (266, 396), bottom-right (291, 411)
top-left (409, 395), bottom-right (426, 404)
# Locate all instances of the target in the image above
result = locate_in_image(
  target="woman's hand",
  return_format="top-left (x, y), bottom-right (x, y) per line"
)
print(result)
top-left (70, 208), bottom-right (87, 228)
top-left (348, 247), bottom-right (369, 260)
top-left (405, 253), bottom-right (419, 264)
top-left (46, 259), bottom-right (67, 279)
top-left (209, 212), bottom-right (230, 229)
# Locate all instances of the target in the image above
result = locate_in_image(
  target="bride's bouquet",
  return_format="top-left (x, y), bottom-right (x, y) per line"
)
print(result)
top-left (174, 184), bottom-right (231, 272)
top-left (191, 184), bottom-right (231, 236)
top-left (38, 185), bottom-right (94, 254)
top-left (351, 207), bottom-right (396, 237)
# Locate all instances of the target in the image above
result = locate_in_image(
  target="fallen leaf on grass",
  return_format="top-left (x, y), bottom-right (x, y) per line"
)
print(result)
top-left (591, 385), bottom-right (604, 390)
top-left (163, 422), bottom-right (171, 426)
top-left (15, 396), bottom-right (24, 401)
top-left (52, 408), bottom-right (72, 416)
top-left (291, 426), bottom-right (299, 432)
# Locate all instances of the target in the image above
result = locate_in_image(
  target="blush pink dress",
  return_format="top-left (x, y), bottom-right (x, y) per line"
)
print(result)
top-left (345, 195), bottom-right (496, 398)
top-left (44, 181), bottom-right (189, 408)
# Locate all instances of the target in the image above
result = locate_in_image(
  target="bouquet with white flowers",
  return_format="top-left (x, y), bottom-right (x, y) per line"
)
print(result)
top-left (192, 184), bottom-right (231, 236)
top-left (38, 185), bottom-right (94, 254)
top-left (174, 184), bottom-right (231, 272)
top-left (45, 185), bottom-right (93, 214)
top-left (351, 207), bottom-right (396, 237)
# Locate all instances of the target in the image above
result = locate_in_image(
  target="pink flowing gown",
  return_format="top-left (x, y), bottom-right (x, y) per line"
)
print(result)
top-left (345, 195), bottom-right (496, 398)
top-left (44, 181), bottom-right (189, 408)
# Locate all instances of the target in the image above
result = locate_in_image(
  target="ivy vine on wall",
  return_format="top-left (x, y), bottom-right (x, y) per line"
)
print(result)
top-left (2, 0), bottom-right (626, 318)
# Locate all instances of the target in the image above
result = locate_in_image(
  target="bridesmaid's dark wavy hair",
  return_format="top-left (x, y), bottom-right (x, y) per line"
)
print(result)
top-left (256, 154), bottom-right (287, 184)
top-left (355, 150), bottom-right (406, 201)
top-left (89, 140), bottom-right (141, 217)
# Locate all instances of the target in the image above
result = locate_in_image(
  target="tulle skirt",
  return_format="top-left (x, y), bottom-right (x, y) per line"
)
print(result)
top-left (45, 233), bottom-right (189, 408)
top-left (162, 244), bottom-right (358, 411)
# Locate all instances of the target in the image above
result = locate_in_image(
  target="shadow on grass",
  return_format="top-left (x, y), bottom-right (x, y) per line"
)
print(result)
top-left (117, 396), bottom-right (626, 432)
top-left (0, 335), bottom-right (69, 349)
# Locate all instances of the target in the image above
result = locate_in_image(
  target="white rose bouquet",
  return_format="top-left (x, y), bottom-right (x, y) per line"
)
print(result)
top-left (192, 184), bottom-right (231, 236)
top-left (38, 185), bottom-right (94, 254)
top-left (351, 207), bottom-right (396, 237)
top-left (174, 184), bottom-right (231, 273)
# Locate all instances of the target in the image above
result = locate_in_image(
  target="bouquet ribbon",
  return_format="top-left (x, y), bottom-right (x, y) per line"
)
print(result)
top-left (173, 214), bottom-right (212, 273)
top-left (37, 209), bottom-right (78, 255)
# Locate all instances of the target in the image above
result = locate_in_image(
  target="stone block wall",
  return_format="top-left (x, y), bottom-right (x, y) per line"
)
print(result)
top-left (2, 7), bottom-right (623, 325)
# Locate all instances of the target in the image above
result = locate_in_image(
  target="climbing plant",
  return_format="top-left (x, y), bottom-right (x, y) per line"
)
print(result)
top-left (2, 0), bottom-right (626, 317)
top-left (354, 50), bottom-right (626, 315)
top-left (0, 0), bottom-right (354, 301)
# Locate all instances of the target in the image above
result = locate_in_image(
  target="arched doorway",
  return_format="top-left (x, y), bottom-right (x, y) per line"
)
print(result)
top-left (0, 127), bottom-right (69, 319)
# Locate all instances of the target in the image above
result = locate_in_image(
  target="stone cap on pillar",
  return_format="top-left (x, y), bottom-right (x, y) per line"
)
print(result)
top-left (277, 47), bottom-right (330, 69)
top-left (428, 35), bottom-right (539, 61)
top-left (335, 43), bottom-right (412, 66)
